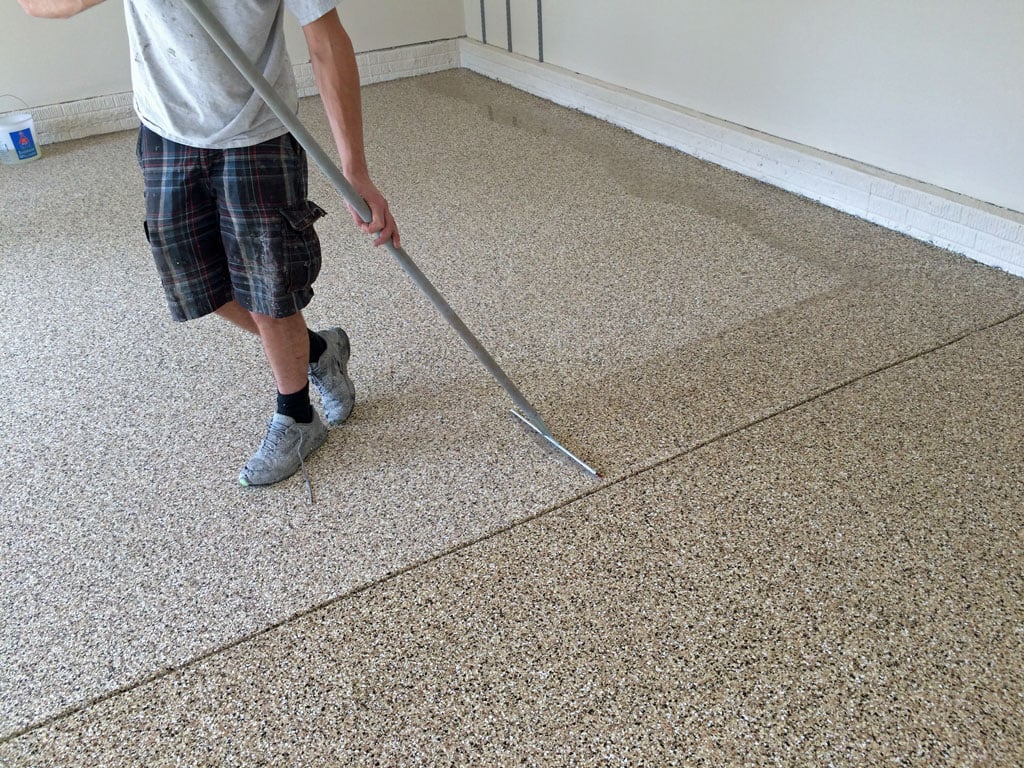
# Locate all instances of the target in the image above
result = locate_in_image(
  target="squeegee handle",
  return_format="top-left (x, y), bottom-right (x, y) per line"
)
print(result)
top-left (179, 0), bottom-right (551, 435)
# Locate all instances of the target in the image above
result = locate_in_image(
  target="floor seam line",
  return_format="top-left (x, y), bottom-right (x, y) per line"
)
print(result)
top-left (0, 462), bottom-right (619, 743)
top-left (5, 308), bottom-right (1021, 745)
top-left (604, 306), bottom-right (1024, 488)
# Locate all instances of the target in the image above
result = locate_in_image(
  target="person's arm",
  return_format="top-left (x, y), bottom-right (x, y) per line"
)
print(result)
top-left (303, 9), bottom-right (399, 248)
top-left (18, 0), bottom-right (105, 18)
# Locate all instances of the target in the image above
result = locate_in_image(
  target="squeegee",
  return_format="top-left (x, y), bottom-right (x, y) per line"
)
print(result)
top-left (179, 0), bottom-right (600, 479)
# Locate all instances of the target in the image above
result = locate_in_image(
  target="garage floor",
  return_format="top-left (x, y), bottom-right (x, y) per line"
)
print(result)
top-left (1, 69), bottom-right (1022, 766)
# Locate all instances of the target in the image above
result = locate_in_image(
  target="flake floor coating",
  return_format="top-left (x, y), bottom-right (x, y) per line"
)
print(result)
top-left (1, 70), bottom-right (1022, 765)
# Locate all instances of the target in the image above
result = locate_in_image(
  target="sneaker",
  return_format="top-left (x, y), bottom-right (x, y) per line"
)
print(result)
top-left (238, 412), bottom-right (328, 487)
top-left (309, 327), bottom-right (356, 426)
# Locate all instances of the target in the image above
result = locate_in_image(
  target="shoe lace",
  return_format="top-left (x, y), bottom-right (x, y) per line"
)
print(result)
top-left (258, 418), bottom-right (289, 452)
top-left (297, 430), bottom-right (314, 505)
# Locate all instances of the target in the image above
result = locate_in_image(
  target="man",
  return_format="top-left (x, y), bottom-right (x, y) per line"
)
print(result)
top-left (19, 0), bottom-right (399, 486)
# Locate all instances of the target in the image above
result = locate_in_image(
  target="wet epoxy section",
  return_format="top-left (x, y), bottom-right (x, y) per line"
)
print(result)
top-left (367, 72), bottom-right (1024, 469)
top-left (3, 312), bottom-right (1021, 767)
top-left (2, 69), bottom-right (1023, 758)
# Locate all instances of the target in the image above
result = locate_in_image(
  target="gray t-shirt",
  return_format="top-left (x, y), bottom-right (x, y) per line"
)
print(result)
top-left (124, 0), bottom-right (338, 149)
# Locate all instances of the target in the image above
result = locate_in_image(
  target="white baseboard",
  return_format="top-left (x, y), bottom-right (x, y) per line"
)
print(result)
top-left (294, 38), bottom-right (461, 96)
top-left (27, 38), bottom-right (462, 146)
top-left (28, 92), bottom-right (139, 147)
top-left (459, 39), bottom-right (1024, 278)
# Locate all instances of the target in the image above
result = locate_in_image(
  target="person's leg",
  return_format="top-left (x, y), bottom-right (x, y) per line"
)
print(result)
top-left (138, 127), bottom-right (330, 486)
top-left (215, 300), bottom-right (327, 367)
top-left (215, 134), bottom-right (352, 431)
top-left (251, 310), bottom-right (310, 396)
top-left (215, 300), bottom-right (259, 333)
top-left (220, 298), bottom-right (352, 426)
top-left (217, 135), bottom-right (358, 485)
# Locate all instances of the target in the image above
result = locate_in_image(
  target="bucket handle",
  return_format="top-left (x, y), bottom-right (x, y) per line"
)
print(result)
top-left (0, 94), bottom-right (31, 114)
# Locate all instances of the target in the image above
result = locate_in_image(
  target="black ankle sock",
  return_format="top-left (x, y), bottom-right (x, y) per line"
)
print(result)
top-left (308, 329), bottom-right (327, 364)
top-left (277, 383), bottom-right (313, 423)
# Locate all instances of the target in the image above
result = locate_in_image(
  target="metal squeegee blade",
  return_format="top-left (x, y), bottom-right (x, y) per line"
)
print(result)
top-left (510, 410), bottom-right (602, 479)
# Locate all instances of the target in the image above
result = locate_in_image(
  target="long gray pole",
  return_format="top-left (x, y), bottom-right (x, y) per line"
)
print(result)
top-left (178, 0), bottom-right (557, 437)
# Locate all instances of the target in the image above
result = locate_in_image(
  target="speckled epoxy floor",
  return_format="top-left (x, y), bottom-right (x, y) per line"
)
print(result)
top-left (1, 70), bottom-right (1022, 765)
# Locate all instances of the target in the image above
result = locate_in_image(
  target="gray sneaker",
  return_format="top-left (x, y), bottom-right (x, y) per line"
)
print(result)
top-left (309, 327), bottom-right (356, 426)
top-left (238, 412), bottom-right (328, 487)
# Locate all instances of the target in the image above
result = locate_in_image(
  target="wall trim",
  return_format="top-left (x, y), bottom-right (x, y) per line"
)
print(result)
top-left (26, 38), bottom-right (461, 147)
top-left (459, 39), bottom-right (1024, 278)
top-left (27, 91), bottom-right (139, 147)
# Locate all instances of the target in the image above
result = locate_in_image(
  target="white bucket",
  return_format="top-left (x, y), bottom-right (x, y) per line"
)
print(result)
top-left (0, 112), bottom-right (42, 165)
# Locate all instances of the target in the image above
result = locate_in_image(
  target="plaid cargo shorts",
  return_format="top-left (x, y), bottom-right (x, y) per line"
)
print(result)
top-left (136, 125), bottom-right (327, 321)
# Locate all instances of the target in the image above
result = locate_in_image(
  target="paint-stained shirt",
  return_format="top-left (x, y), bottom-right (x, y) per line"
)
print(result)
top-left (124, 0), bottom-right (338, 148)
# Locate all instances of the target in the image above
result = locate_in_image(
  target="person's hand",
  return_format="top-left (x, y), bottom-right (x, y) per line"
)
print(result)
top-left (18, 0), bottom-right (105, 18)
top-left (345, 173), bottom-right (400, 249)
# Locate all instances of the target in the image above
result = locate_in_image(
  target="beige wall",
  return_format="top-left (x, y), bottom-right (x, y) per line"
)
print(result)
top-left (471, 0), bottom-right (1024, 214)
top-left (4, 0), bottom-right (1022, 213)
top-left (2, 1), bottom-right (131, 108)
top-left (0, 0), bottom-right (466, 109)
